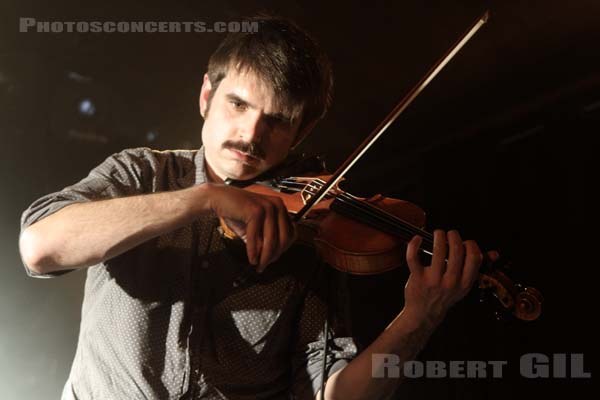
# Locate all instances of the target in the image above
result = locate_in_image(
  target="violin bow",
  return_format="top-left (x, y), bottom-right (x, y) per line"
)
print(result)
top-left (294, 11), bottom-right (490, 222)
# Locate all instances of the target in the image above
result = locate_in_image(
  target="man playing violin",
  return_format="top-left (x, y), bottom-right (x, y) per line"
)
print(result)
top-left (18, 15), bottom-right (493, 400)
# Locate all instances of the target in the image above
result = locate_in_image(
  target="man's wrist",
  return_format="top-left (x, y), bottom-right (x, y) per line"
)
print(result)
top-left (396, 306), bottom-right (445, 334)
top-left (186, 183), bottom-right (214, 216)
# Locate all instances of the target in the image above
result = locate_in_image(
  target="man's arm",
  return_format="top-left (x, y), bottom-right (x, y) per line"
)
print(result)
top-left (319, 308), bottom-right (436, 400)
top-left (19, 183), bottom-right (294, 275)
top-left (318, 230), bottom-right (493, 400)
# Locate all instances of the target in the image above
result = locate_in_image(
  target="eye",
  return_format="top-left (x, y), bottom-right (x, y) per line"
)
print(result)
top-left (266, 114), bottom-right (292, 128)
top-left (230, 100), bottom-right (247, 111)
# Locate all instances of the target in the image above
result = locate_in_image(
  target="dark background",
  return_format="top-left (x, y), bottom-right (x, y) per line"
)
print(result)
top-left (0, 0), bottom-right (595, 398)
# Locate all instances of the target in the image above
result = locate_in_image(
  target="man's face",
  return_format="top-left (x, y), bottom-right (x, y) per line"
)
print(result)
top-left (199, 68), bottom-right (302, 182)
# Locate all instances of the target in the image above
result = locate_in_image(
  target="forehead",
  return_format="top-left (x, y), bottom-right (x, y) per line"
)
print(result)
top-left (216, 67), bottom-right (302, 119)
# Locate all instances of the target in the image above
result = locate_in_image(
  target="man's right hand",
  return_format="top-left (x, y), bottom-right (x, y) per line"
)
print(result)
top-left (201, 183), bottom-right (295, 272)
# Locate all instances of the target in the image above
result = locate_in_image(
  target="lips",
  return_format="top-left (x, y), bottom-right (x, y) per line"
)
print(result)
top-left (227, 148), bottom-right (260, 164)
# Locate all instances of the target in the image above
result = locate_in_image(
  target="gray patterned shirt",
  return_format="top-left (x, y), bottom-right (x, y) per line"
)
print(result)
top-left (20, 147), bottom-right (358, 400)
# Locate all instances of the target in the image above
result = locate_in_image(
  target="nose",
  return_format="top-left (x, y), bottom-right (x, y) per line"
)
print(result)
top-left (238, 111), bottom-right (268, 144)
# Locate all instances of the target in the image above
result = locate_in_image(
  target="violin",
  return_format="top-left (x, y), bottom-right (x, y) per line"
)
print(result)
top-left (221, 174), bottom-right (543, 321)
top-left (220, 11), bottom-right (543, 322)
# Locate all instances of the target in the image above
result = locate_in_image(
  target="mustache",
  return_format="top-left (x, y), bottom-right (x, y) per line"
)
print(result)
top-left (222, 140), bottom-right (266, 161)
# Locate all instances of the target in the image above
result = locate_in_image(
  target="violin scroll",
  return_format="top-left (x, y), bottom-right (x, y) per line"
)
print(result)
top-left (478, 268), bottom-right (543, 321)
top-left (514, 286), bottom-right (543, 321)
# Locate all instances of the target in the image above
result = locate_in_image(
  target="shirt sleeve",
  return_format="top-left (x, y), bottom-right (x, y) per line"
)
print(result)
top-left (290, 268), bottom-right (359, 400)
top-left (19, 147), bottom-right (155, 278)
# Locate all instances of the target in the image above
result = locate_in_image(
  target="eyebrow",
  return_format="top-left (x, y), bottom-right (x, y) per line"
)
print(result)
top-left (225, 93), bottom-right (293, 124)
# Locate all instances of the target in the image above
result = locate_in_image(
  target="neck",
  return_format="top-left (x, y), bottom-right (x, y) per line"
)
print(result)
top-left (204, 159), bottom-right (225, 184)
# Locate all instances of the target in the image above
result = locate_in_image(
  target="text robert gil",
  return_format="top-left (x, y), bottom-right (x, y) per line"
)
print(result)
top-left (372, 353), bottom-right (591, 379)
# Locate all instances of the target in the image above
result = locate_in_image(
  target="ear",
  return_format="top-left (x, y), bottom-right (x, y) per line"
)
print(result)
top-left (199, 73), bottom-right (212, 118)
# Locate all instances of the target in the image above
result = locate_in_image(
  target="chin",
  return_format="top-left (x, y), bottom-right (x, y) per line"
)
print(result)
top-left (224, 165), bottom-right (262, 181)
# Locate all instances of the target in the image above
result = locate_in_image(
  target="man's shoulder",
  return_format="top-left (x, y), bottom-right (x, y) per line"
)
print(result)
top-left (116, 147), bottom-right (198, 162)
top-left (114, 147), bottom-right (201, 173)
top-left (109, 147), bottom-right (204, 189)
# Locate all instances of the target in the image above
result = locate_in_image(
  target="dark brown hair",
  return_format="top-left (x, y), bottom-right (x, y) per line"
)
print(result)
top-left (206, 15), bottom-right (333, 141)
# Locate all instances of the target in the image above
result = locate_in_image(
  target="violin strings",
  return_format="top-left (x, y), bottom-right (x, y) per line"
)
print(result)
top-left (333, 193), bottom-right (435, 251)
top-left (277, 178), bottom-right (434, 250)
top-left (280, 177), bottom-right (432, 243)
top-left (278, 179), bottom-right (338, 199)
top-left (330, 197), bottom-right (414, 241)
top-left (308, 179), bottom-right (434, 245)
top-left (341, 194), bottom-right (431, 239)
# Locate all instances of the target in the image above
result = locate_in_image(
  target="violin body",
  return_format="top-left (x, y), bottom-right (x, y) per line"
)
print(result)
top-left (307, 194), bottom-right (425, 275)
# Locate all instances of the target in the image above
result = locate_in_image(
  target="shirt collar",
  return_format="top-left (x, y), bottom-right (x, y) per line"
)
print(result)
top-left (194, 146), bottom-right (208, 186)
top-left (174, 146), bottom-right (207, 189)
